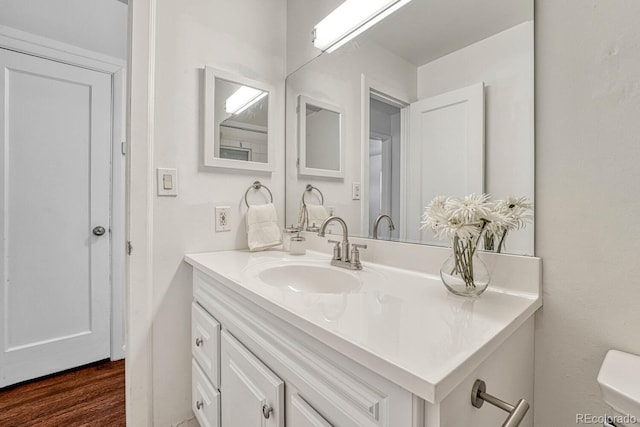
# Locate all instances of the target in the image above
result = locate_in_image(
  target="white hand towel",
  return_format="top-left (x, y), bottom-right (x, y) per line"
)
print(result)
top-left (246, 203), bottom-right (282, 251)
top-left (306, 204), bottom-right (329, 230)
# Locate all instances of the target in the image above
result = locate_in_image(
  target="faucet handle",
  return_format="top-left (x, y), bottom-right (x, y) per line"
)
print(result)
top-left (327, 240), bottom-right (341, 260)
top-left (350, 244), bottom-right (367, 268)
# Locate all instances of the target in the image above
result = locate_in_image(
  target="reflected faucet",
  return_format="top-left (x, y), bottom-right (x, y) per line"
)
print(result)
top-left (318, 216), bottom-right (367, 270)
top-left (372, 214), bottom-right (395, 240)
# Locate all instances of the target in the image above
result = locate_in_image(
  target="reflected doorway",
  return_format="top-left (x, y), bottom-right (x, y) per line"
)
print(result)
top-left (368, 92), bottom-right (407, 239)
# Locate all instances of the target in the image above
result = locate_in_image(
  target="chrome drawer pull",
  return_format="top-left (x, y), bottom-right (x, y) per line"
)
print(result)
top-left (195, 337), bottom-right (203, 347)
top-left (471, 379), bottom-right (529, 427)
top-left (196, 400), bottom-right (204, 410)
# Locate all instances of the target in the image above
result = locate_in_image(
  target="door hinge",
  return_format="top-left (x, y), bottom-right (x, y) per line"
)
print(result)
top-left (121, 141), bottom-right (126, 156)
top-left (127, 241), bottom-right (133, 255)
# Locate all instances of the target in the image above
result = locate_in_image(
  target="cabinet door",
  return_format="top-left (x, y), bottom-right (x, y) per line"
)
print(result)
top-left (221, 330), bottom-right (284, 427)
top-left (289, 393), bottom-right (333, 427)
top-left (192, 359), bottom-right (221, 427)
top-left (192, 302), bottom-right (221, 387)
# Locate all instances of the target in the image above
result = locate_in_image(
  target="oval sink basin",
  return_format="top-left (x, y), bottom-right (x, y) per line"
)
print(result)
top-left (257, 264), bottom-right (362, 294)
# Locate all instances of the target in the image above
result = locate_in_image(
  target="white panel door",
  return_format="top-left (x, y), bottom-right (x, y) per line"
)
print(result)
top-left (406, 82), bottom-right (484, 244)
top-left (0, 48), bottom-right (112, 387)
top-left (221, 330), bottom-right (284, 427)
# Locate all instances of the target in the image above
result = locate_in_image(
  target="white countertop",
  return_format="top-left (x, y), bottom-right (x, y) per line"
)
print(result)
top-left (185, 249), bottom-right (541, 403)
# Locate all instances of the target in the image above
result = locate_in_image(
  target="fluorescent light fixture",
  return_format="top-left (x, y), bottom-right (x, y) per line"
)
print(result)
top-left (225, 86), bottom-right (268, 115)
top-left (313, 0), bottom-right (413, 53)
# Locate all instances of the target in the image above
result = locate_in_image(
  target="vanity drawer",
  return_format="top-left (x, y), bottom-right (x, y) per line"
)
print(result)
top-left (192, 302), bottom-right (221, 388)
top-left (192, 358), bottom-right (221, 427)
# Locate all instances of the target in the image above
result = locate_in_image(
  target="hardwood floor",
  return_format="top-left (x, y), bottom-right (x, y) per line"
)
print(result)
top-left (0, 359), bottom-right (125, 427)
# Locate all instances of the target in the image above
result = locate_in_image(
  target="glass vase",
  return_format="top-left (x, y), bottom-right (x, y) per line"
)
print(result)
top-left (440, 236), bottom-right (490, 297)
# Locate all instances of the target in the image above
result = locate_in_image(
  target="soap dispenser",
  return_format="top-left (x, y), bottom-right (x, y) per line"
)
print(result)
top-left (289, 232), bottom-right (306, 255)
top-left (282, 225), bottom-right (299, 251)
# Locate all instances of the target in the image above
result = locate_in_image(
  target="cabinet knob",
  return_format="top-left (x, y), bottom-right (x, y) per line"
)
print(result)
top-left (195, 337), bottom-right (203, 347)
top-left (262, 404), bottom-right (273, 419)
top-left (196, 400), bottom-right (203, 410)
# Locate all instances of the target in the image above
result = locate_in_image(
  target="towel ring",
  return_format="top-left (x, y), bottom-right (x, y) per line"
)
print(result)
top-left (302, 184), bottom-right (324, 206)
top-left (244, 181), bottom-right (273, 208)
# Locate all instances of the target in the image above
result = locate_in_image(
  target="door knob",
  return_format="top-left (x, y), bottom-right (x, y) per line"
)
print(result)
top-left (92, 226), bottom-right (106, 236)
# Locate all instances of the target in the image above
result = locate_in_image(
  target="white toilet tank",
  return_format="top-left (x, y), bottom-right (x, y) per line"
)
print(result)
top-left (597, 350), bottom-right (640, 426)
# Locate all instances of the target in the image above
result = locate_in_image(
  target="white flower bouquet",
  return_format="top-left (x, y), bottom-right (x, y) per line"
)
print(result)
top-left (483, 196), bottom-right (534, 253)
top-left (420, 194), bottom-right (533, 295)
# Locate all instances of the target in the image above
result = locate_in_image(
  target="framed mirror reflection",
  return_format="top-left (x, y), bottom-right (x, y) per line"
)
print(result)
top-left (285, 0), bottom-right (534, 255)
top-left (204, 66), bottom-right (274, 172)
top-left (298, 95), bottom-right (345, 178)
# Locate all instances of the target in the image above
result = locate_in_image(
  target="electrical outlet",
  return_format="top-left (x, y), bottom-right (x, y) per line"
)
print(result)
top-left (352, 183), bottom-right (361, 200)
top-left (215, 206), bottom-right (231, 232)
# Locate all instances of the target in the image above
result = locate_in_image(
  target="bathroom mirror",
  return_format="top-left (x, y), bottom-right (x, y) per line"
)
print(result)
top-left (285, 0), bottom-right (535, 255)
top-left (204, 66), bottom-right (274, 172)
top-left (298, 95), bottom-right (345, 178)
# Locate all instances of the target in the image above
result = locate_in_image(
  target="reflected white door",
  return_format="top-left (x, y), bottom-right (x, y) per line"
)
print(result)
top-left (0, 48), bottom-right (112, 387)
top-left (368, 137), bottom-right (392, 238)
top-left (406, 82), bottom-right (484, 244)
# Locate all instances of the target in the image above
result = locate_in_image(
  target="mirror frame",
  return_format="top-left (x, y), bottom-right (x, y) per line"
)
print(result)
top-left (297, 95), bottom-right (345, 178)
top-left (204, 66), bottom-right (275, 172)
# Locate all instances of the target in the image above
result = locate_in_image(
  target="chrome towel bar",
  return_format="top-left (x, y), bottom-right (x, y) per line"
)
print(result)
top-left (471, 379), bottom-right (530, 427)
top-left (244, 181), bottom-right (273, 207)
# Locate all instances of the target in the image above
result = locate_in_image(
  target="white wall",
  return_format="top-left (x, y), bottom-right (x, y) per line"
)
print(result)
top-left (0, 0), bottom-right (127, 60)
top-left (150, 0), bottom-right (286, 425)
top-left (534, 0), bottom-right (640, 424)
top-left (417, 21), bottom-right (534, 255)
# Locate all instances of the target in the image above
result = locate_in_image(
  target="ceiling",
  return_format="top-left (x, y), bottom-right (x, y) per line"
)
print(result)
top-left (365, 0), bottom-right (533, 66)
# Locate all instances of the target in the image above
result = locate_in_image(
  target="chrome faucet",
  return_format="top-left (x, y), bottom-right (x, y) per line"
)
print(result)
top-left (317, 216), bottom-right (367, 270)
top-left (372, 214), bottom-right (395, 239)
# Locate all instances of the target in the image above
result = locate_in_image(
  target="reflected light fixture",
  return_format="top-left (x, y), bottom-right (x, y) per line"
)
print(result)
top-left (312, 0), bottom-right (413, 53)
top-left (225, 86), bottom-right (267, 115)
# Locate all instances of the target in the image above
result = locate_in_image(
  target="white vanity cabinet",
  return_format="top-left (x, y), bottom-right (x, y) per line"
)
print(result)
top-left (187, 250), bottom-right (540, 427)
top-left (192, 270), bottom-right (415, 427)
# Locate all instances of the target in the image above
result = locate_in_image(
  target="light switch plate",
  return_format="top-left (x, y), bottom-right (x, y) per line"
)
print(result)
top-left (215, 206), bottom-right (231, 232)
top-left (157, 168), bottom-right (178, 196)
